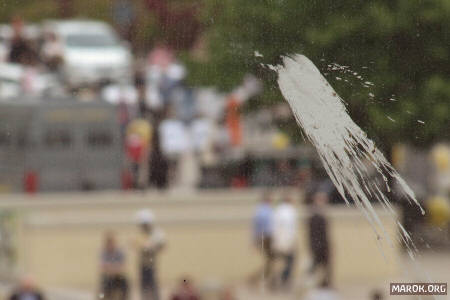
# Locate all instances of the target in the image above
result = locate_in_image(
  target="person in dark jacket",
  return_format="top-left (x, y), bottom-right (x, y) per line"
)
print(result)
top-left (308, 191), bottom-right (332, 286)
top-left (8, 17), bottom-right (36, 65)
top-left (149, 124), bottom-right (169, 190)
top-left (9, 275), bottom-right (45, 300)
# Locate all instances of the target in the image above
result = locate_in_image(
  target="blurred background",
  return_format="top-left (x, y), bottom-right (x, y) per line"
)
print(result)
top-left (0, 0), bottom-right (449, 299)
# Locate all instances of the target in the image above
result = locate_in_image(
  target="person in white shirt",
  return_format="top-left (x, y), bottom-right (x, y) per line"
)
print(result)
top-left (158, 117), bottom-right (190, 157)
top-left (133, 210), bottom-right (166, 300)
top-left (272, 193), bottom-right (298, 288)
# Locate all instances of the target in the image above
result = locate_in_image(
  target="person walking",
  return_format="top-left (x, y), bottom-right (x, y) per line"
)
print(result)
top-left (248, 192), bottom-right (274, 286)
top-left (272, 193), bottom-right (299, 289)
top-left (308, 192), bottom-right (332, 286)
top-left (100, 232), bottom-right (128, 300)
top-left (134, 209), bottom-right (166, 300)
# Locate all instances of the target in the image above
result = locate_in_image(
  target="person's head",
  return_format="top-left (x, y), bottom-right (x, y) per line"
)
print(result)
top-left (17, 274), bottom-right (36, 292)
top-left (141, 222), bottom-right (153, 233)
top-left (11, 16), bottom-right (24, 38)
top-left (136, 209), bottom-right (155, 233)
top-left (104, 231), bottom-right (117, 251)
top-left (313, 191), bottom-right (329, 207)
top-left (371, 290), bottom-right (383, 300)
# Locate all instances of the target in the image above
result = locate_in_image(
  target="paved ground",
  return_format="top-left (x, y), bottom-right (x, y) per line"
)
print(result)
top-left (236, 250), bottom-right (450, 300)
top-left (1, 250), bottom-right (448, 300)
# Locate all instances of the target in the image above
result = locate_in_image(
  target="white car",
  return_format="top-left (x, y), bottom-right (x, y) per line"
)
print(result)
top-left (44, 20), bottom-right (133, 87)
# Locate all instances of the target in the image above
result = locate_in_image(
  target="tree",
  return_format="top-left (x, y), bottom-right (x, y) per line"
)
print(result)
top-left (184, 0), bottom-right (450, 149)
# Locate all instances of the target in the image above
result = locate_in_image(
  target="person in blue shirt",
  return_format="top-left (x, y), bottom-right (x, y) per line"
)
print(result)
top-left (248, 191), bottom-right (274, 287)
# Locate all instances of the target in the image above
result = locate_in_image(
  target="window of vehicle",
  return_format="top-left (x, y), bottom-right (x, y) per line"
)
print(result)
top-left (66, 33), bottom-right (118, 48)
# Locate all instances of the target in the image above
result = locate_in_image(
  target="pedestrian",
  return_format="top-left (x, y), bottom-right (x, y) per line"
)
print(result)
top-left (126, 119), bottom-right (152, 189)
top-left (41, 32), bottom-right (63, 71)
top-left (100, 231), bottom-right (128, 300)
top-left (8, 17), bottom-right (35, 65)
top-left (149, 127), bottom-right (169, 190)
top-left (9, 275), bottom-right (45, 300)
top-left (248, 191), bottom-right (274, 286)
top-left (158, 107), bottom-right (190, 186)
top-left (272, 193), bottom-right (298, 288)
top-left (170, 277), bottom-right (201, 300)
top-left (134, 209), bottom-right (166, 300)
top-left (308, 192), bottom-right (332, 286)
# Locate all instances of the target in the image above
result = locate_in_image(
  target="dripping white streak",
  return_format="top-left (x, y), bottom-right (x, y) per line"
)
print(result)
top-left (276, 54), bottom-right (424, 252)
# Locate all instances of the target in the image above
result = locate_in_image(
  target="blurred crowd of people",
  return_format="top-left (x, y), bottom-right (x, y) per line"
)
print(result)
top-left (0, 15), bottom-right (270, 192)
top-left (120, 45), bottom-right (263, 192)
top-left (1, 15), bottom-right (341, 195)
top-left (0, 17), bottom-right (61, 96)
top-left (250, 192), bottom-right (331, 293)
top-left (96, 209), bottom-right (237, 300)
top-left (99, 209), bottom-right (166, 300)
top-left (5, 193), bottom-right (390, 300)
top-left (249, 191), bottom-right (387, 300)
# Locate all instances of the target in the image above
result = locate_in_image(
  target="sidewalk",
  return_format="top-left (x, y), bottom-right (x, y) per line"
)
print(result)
top-left (1, 251), bottom-right (447, 300)
top-left (237, 250), bottom-right (450, 300)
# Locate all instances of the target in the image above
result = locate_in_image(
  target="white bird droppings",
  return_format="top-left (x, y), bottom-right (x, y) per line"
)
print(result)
top-left (276, 54), bottom-right (424, 254)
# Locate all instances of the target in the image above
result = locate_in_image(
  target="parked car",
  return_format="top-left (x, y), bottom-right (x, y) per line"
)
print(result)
top-left (43, 20), bottom-right (133, 87)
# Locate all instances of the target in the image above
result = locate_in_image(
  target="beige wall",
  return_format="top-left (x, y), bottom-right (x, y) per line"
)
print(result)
top-left (0, 190), bottom-right (400, 292)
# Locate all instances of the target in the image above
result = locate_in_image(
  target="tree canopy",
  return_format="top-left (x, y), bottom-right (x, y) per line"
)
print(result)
top-left (185, 0), bottom-right (450, 149)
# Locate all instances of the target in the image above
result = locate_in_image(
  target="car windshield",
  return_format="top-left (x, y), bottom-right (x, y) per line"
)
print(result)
top-left (66, 33), bottom-right (118, 48)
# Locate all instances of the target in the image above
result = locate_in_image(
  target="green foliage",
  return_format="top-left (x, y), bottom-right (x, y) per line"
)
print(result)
top-left (0, 0), bottom-right (57, 22)
top-left (185, 0), bottom-right (450, 148)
